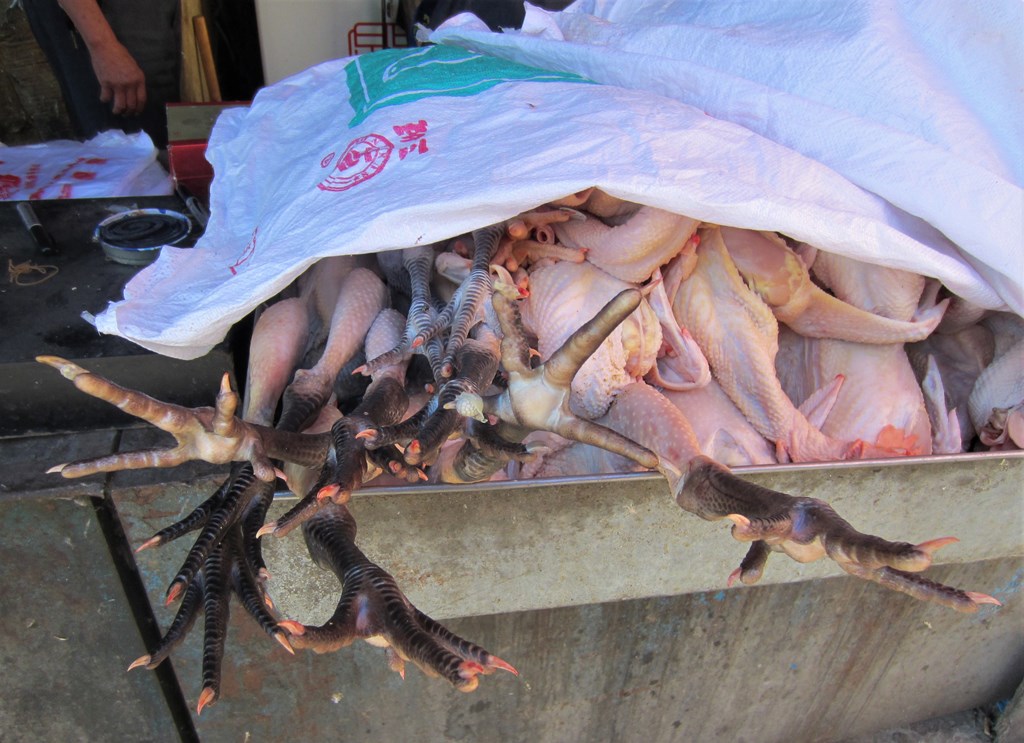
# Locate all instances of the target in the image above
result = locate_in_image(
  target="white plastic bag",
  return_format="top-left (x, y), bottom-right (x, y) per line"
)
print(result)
top-left (430, 0), bottom-right (1024, 314)
top-left (0, 131), bottom-right (171, 200)
top-left (95, 6), bottom-right (1021, 359)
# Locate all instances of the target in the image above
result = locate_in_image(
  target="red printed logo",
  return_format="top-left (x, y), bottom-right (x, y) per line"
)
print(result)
top-left (317, 134), bottom-right (393, 192)
top-left (317, 120), bottom-right (431, 193)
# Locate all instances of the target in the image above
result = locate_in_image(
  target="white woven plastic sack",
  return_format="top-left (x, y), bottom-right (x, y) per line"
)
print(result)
top-left (430, 0), bottom-right (1024, 315)
top-left (0, 131), bottom-right (171, 200)
top-left (95, 8), bottom-right (1021, 358)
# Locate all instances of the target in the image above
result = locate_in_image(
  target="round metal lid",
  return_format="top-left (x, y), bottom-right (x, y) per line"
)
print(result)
top-left (95, 208), bottom-right (192, 249)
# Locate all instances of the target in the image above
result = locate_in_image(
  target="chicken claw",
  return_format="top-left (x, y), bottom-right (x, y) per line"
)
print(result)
top-left (679, 456), bottom-right (1001, 612)
top-left (278, 503), bottom-right (517, 691)
top-left (37, 356), bottom-right (327, 480)
top-left (439, 225), bottom-right (503, 378)
top-left (129, 529), bottom-right (294, 715)
top-left (483, 290), bottom-right (659, 469)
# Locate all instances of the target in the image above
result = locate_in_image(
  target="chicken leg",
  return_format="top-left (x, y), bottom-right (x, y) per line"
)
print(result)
top-left (277, 502), bottom-right (516, 691)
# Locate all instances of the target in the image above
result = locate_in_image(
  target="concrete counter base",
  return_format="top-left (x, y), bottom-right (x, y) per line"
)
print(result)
top-left (106, 448), bottom-right (1022, 741)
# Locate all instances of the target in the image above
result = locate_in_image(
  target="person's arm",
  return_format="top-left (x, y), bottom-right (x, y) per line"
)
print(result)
top-left (57, 0), bottom-right (146, 115)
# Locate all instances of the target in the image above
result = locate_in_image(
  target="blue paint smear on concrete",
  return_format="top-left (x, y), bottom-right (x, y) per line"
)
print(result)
top-left (973, 567), bottom-right (1023, 622)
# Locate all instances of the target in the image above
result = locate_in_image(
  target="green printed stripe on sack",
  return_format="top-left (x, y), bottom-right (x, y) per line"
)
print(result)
top-left (346, 45), bottom-right (592, 126)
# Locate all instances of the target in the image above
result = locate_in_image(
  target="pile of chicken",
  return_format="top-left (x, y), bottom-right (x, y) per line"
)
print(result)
top-left (40, 189), bottom-right (1020, 713)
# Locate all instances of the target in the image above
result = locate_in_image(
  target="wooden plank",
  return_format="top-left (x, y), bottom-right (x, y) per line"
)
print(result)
top-left (192, 15), bottom-right (221, 102)
top-left (179, 0), bottom-right (208, 102)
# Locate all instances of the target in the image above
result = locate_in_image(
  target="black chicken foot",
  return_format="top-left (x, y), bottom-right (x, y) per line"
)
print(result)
top-left (408, 226), bottom-right (503, 379)
top-left (240, 478), bottom-right (276, 582)
top-left (681, 456), bottom-right (1001, 612)
top-left (128, 531), bottom-right (293, 714)
top-left (277, 502), bottom-right (516, 691)
top-left (436, 419), bottom-right (537, 484)
top-left (360, 245), bottom-right (441, 378)
top-left (366, 444), bottom-right (428, 483)
top-left (357, 331), bottom-right (501, 467)
top-left (405, 335), bottom-right (501, 466)
top-left (438, 226), bottom-right (502, 377)
top-left (261, 330), bottom-right (417, 537)
top-left (161, 463), bottom-right (265, 604)
top-left (133, 476), bottom-right (234, 554)
top-left (258, 417), bottom-right (369, 538)
top-left (276, 268), bottom-right (388, 432)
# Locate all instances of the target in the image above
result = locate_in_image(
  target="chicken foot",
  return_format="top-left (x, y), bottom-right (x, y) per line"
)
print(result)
top-left (480, 288), bottom-right (659, 469)
top-left (128, 528), bottom-right (294, 714)
top-left (278, 267), bottom-right (387, 432)
top-left (122, 296), bottom-right (318, 711)
top-left (277, 502), bottom-right (517, 691)
top-left (386, 332), bottom-right (501, 467)
top-left (37, 356), bottom-right (331, 479)
top-left (263, 308), bottom-right (417, 537)
top-left (676, 456), bottom-right (1000, 612)
top-left (583, 380), bottom-right (997, 613)
top-left (361, 245), bottom-right (445, 380)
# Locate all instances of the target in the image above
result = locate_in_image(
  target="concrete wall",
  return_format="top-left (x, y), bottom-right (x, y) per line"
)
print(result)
top-left (3, 427), bottom-right (1022, 742)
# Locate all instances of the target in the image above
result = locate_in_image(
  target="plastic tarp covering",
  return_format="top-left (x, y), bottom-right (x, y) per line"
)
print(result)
top-left (93, 1), bottom-right (1022, 359)
top-left (430, 1), bottom-right (1024, 315)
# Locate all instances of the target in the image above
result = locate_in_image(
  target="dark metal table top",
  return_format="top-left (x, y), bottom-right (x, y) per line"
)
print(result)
top-left (0, 195), bottom-right (200, 363)
top-left (0, 196), bottom-right (232, 437)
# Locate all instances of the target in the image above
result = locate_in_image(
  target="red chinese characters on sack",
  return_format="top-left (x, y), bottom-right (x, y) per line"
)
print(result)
top-left (228, 226), bottom-right (259, 275)
top-left (394, 120), bottom-right (429, 160)
top-left (0, 173), bottom-right (22, 200)
top-left (24, 164), bottom-right (41, 191)
top-left (26, 156), bottom-right (108, 199)
top-left (0, 156), bottom-right (112, 200)
top-left (317, 120), bottom-right (430, 192)
top-left (231, 120), bottom-right (431, 273)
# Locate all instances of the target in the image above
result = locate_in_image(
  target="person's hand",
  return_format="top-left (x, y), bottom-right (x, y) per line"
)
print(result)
top-left (89, 39), bottom-right (146, 116)
top-left (56, 0), bottom-right (147, 116)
